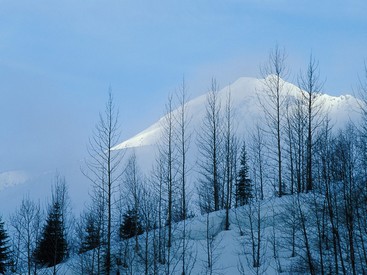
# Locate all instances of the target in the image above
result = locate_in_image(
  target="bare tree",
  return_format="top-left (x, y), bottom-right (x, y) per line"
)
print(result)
top-left (295, 194), bottom-right (316, 275)
top-left (121, 152), bottom-right (143, 252)
top-left (223, 90), bottom-right (238, 230)
top-left (139, 184), bottom-right (157, 275)
top-left (354, 63), bottom-right (367, 273)
top-left (298, 54), bottom-right (324, 192)
top-left (284, 100), bottom-right (296, 195)
top-left (198, 78), bottom-right (223, 212)
top-left (82, 90), bottom-right (123, 274)
top-left (175, 77), bottom-right (192, 274)
top-left (259, 45), bottom-right (288, 197)
top-left (150, 150), bottom-right (170, 269)
top-left (237, 186), bottom-right (267, 275)
top-left (316, 118), bottom-right (346, 274)
top-left (86, 188), bottom-right (105, 274)
top-left (249, 199), bottom-right (263, 271)
top-left (156, 94), bottom-right (181, 274)
top-left (281, 195), bottom-right (299, 260)
top-left (334, 124), bottom-right (359, 275)
top-left (291, 95), bottom-right (307, 193)
top-left (250, 124), bottom-right (267, 201)
top-left (356, 62), bottom-right (367, 135)
top-left (201, 212), bottom-right (224, 275)
top-left (10, 197), bottom-right (42, 275)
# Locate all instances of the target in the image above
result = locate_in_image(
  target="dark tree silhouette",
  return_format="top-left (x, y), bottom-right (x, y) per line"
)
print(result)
top-left (236, 142), bottom-right (253, 206)
top-left (34, 202), bottom-right (67, 267)
top-left (79, 213), bottom-right (100, 254)
top-left (119, 208), bottom-right (143, 240)
top-left (0, 216), bottom-right (11, 274)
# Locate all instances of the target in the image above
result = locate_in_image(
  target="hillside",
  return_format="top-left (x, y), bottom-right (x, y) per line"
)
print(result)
top-left (0, 76), bottom-right (365, 275)
top-left (35, 195), bottom-right (317, 274)
top-left (0, 76), bottom-right (361, 215)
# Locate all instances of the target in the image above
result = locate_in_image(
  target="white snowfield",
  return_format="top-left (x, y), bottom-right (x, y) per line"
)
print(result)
top-left (111, 76), bottom-right (361, 199)
top-left (113, 76), bottom-right (360, 151)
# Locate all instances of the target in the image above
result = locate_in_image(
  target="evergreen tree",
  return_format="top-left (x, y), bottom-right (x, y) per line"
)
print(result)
top-left (236, 142), bottom-right (253, 206)
top-left (34, 202), bottom-right (67, 267)
top-left (119, 208), bottom-right (143, 240)
top-left (79, 213), bottom-right (100, 254)
top-left (0, 216), bottom-right (11, 274)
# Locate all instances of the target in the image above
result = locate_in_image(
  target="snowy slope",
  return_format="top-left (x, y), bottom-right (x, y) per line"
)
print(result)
top-left (0, 76), bottom-right (361, 217)
top-left (113, 76), bottom-right (361, 170)
top-left (0, 76), bottom-right (363, 274)
top-left (115, 77), bottom-right (360, 151)
top-left (40, 195), bottom-right (328, 275)
top-left (113, 77), bottom-right (262, 150)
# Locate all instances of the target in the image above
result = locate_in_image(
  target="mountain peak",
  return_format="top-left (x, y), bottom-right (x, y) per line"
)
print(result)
top-left (114, 76), bottom-right (360, 152)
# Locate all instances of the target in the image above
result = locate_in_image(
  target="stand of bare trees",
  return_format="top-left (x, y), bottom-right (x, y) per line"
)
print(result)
top-left (10, 197), bottom-right (42, 275)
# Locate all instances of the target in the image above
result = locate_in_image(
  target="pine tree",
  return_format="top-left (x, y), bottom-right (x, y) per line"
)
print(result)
top-left (79, 213), bottom-right (100, 254)
top-left (0, 216), bottom-right (11, 274)
top-left (34, 202), bottom-right (67, 267)
top-left (119, 208), bottom-right (143, 240)
top-left (236, 142), bottom-right (253, 206)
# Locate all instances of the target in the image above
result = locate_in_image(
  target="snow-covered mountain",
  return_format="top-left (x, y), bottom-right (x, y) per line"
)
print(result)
top-left (0, 76), bottom-right (361, 216)
top-left (112, 76), bottom-right (361, 172)
top-left (115, 77), bottom-right (360, 150)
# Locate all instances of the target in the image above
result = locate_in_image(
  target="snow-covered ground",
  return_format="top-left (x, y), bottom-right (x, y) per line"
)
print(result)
top-left (38, 195), bottom-right (319, 274)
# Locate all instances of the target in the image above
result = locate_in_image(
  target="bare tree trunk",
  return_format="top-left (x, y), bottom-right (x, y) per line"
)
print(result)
top-left (198, 78), bottom-right (223, 213)
top-left (310, 192), bottom-right (325, 275)
top-left (285, 101), bottom-right (295, 194)
top-left (298, 54), bottom-right (323, 192)
top-left (175, 77), bottom-right (192, 275)
top-left (82, 90), bottom-right (123, 274)
top-left (296, 195), bottom-right (315, 275)
top-left (259, 45), bottom-right (288, 197)
top-left (224, 90), bottom-right (236, 230)
top-left (157, 94), bottom-right (178, 274)
top-left (251, 125), bottom-right (266, 201)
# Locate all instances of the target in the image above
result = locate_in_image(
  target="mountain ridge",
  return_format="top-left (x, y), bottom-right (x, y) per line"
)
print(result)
top-left (113, 76), bottom-right (361, 151)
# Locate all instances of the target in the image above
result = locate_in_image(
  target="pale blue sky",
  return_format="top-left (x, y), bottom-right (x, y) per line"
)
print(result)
top-left (0, 0), bottom-right (366, 173)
